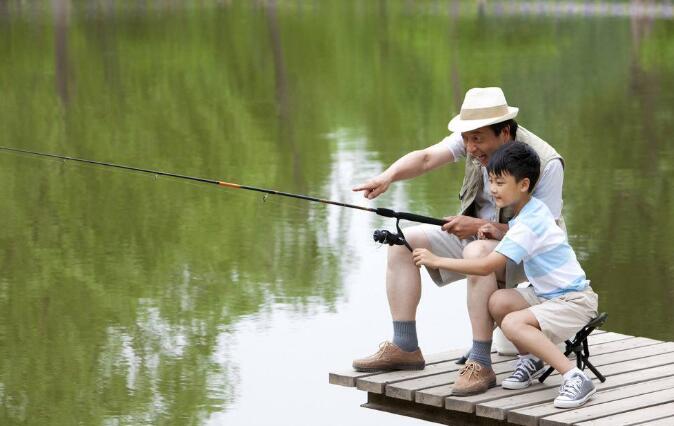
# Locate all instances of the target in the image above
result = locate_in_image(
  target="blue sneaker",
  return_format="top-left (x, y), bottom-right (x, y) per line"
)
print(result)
top-left (502, 355), bottom-right (546, 390)
top-left (554, 371), bottom-right (596, 408)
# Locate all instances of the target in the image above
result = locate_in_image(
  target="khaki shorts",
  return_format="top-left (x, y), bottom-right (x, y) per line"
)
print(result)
top-left (516, 285), bottom-right (599, 344)
top-left (419, 224), bottom-right (473, 286)
top-left (420, 224), bottom-right (525, 288)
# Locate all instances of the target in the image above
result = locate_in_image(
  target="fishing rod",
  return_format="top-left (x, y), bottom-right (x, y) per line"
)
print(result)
top-left (0, 146), bottom-right (446, 248)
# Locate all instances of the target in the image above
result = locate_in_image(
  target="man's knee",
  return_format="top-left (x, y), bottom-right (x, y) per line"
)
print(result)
top-left (403, 225), bottom-right (430, 249)
top-left (462, 240), bottom-right (497, 260)
top-left (501, 311), bottom-right (526, 338)
top-left (386, 226), bottom-right (429, 264)
top-left (488, 290), bottom-right (510, 321)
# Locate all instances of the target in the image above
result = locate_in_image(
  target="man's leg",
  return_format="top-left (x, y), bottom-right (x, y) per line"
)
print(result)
top-left (385, 226), bottom-right (431, 321)
top-left (383, 227), bottom-right (430, 355)
top-left (353, 226), bottom-right (463, 372)
top-left (463, 240), bottom-right (504, 358)
top-left (451, 240), bottom-right (505, 396)
top-left (352, 226), bottom-right (432, 371)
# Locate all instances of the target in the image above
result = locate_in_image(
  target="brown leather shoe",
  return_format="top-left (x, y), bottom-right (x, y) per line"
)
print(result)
top-left (352, 342), bottom-right (425, 372)
top-left (451, 360), bottom-right (496, 396)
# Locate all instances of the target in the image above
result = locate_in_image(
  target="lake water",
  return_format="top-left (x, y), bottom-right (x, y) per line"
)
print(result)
top-left (1, 1), bottom-right (673, 425)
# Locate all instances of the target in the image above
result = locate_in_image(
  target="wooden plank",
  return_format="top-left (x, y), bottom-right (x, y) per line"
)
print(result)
top-left (573, 338), bottom-right (667, 365)
top-left (357, 359), bottom-right (466, 394)
top-left (635, 416), bottom-right (674, 425)
top-left (577, 336), bottom-right (661, 357)
top-left (581, 331), bottom-right (634, 345)
top-left (329, 347), bottom-right (468, 387)
top-left (362, 392), bottom-right (509, 426)
top-left (539, 387), bottom-right (674, 426)
top-left (329, 330), bottom-right (611, 387)
top-left (475, 342), bottom-right (674, 420)
top-left (507, 352), bottom-right (674, 425)
top-left (414, 373), bottom-right (512, 408)
top-left (382, 355), bottom-right (517, 400)
top-left (575, 401), bottom-right (674, 425)
top-left (448, 344), bottom-right (674, 418)
top-left (478, 364), bottom-right (674, 421)
top-left (433, 337), bottom-right (665, 413)
top-left (352, 348), bottom-right (484, 393)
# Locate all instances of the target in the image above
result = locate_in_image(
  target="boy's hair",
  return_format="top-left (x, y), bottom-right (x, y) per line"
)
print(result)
top-left (489, 119), bottom-right (518, 140)
top-left (487, 141), bottom-right (540, 193)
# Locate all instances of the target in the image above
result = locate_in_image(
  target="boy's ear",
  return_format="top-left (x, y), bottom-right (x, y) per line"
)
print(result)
top-left (519, 177), bottom-right (531, 193)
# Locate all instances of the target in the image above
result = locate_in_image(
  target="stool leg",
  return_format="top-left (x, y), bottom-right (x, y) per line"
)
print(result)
top-left (455, 349), bottom-right (471, 365)
top-left (575, 350), bottom-right (584, 370)
top-left (584, 358), bottom-right (606, 382)
top-left (538, 366), bottom-right (554, 383)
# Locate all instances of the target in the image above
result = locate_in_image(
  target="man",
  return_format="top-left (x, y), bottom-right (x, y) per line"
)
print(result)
top-left (351, 87), bottom-right (565, 395)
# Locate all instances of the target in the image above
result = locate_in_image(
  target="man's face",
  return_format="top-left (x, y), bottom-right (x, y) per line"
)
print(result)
top-left (488, 172), bottom-right (530, 209)
top-left (461, 126), bottom-right (509, 166)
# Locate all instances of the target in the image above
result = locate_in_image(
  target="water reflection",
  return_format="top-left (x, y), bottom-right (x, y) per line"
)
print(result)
top-left (0, 1), bottom-right (673, 424)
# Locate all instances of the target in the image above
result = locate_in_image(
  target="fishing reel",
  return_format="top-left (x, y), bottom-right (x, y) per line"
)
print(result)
top-left (373, 229), bottom-right (407, 246)
top-left (372, 218), bottom-right (412, 251)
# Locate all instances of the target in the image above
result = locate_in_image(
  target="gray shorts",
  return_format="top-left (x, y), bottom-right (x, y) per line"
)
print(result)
top-left (419, 224), bottom-right (474, 286)
top-left (419, 224), bottom-right (526, 289)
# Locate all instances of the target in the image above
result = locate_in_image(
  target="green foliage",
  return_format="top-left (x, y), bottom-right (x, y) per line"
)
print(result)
top-left (0, 1), bottom-right (673, 424)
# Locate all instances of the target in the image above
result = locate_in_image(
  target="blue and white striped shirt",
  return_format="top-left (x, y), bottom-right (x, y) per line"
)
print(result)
top-left (495, 197), bottom-right (589, 299)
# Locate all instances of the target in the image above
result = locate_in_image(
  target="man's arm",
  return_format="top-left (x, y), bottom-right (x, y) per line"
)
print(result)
top-left (442, 216), bottom-right (509, 240)
top-left (413, 249), bottom-right (508, 276)
top-left (352, 140), bottom-right (455, 199)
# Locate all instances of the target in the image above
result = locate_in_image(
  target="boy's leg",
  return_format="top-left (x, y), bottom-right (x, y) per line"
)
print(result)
top-left (489, 289), bottom-right (547, 389)
top-left (500, 309), bottom-right (574, 373)
top-left (488, 288), bottom-right (531, 327)
top-left (500, 308), bottom-right (597, 408)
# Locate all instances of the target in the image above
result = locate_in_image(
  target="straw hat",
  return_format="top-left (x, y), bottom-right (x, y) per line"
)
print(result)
top-left (448, 87), bottom-right (519, 133)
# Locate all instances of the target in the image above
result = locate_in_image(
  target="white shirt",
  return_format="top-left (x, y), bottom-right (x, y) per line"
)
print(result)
top-left (440, 132), bottom-right (564, 220)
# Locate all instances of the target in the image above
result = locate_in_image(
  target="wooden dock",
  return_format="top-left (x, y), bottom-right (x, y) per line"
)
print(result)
top-left (329, 330), bottom-right (674, 425)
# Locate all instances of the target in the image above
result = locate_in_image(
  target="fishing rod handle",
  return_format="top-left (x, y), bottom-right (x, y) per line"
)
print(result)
top-left (375, 208), bottom-right (446, 226)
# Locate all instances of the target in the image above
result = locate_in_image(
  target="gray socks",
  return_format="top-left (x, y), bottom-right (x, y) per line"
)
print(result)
top-left (468, 340), bottom-right (492, 369)
top-left (393, 321), bottom-right (418, 352)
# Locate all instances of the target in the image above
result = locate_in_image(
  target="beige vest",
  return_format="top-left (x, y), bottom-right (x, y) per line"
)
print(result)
top-left (457, 126), bottom-right (565, 287)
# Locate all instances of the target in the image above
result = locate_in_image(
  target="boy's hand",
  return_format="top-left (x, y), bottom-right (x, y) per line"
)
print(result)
top-left (477, 223), bottom-right (505, 241)
top-left (412, 248), bottom-right (439, 269)
top-left (352, 173), bottom-right (392, 200)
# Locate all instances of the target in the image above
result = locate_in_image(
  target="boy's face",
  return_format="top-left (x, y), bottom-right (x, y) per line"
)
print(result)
top-left (488, 172), bottom-right (531, 208)
top-left (461, 126), bottom-right (510, 166)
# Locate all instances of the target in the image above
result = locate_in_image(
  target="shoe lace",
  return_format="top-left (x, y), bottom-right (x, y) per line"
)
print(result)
top-left (559, 374), bottom-right (584, 398)
top-left (374, 341), bottom-right (391, 360)
top-left (459, 361), bottom-right (482, 381)
top-left (512, 357), bottom-right (537, 380)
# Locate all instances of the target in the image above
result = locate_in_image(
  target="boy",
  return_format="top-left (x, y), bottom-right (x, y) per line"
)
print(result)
top-left (412, 141), bottom-right (599, 408)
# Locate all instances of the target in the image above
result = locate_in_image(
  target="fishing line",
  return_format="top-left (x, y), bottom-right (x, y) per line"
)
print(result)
top-left (0, 146), bottom-right (448, 248)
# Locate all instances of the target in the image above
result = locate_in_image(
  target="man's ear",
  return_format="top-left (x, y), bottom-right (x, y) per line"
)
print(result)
top-left (500, 126), bottom-right (511, 142)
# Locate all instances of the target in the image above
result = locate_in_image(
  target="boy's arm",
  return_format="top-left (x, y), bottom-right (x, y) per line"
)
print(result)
top-left (413, 248), bottom-right (508, 276)
top-left (441, 216), bottom-right (511, 240)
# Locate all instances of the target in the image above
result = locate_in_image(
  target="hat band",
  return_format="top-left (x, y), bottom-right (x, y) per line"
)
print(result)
top-left (460, 104), bottom-right (509, 120)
